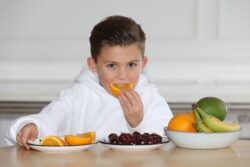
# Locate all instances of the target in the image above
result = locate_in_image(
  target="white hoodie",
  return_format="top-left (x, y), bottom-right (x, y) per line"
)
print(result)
top-left (4, 68), bottom-right (173, 146)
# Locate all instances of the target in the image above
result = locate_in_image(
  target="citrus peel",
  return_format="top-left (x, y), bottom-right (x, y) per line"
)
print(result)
top-left (77, 131), bottom-right (96, 142)
top-left (64, 131), bottom-right (96, 146)
top-left (40, 131), bottom-right (96, 146)
top-left (40, 136), bottom-right (65, 146)
top-left (167, 112), bottom-right (197, 132)
top-left (110, 83), bottom-right (134, 97)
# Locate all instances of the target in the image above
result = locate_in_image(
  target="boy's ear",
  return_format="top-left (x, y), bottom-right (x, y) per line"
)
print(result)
top-left (87, 57), bottom-right (97, 72)
top-left (142, 56), bottom-right (148, 69)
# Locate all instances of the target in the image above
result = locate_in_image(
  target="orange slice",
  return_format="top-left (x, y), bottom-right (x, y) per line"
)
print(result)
top-left (40, 136), bottom-right (65, 146)
top-left (110, 83), bottom-right (134, 97)
top-left (77, 131), bottom-right (96, 143)
top-left (64, 132), bottom-right (96, 146)
top-left (64, 135), bottom-right (92, 146)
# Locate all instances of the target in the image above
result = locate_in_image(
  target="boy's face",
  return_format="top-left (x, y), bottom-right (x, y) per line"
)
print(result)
top-left (88, 43), bottom-right (148, 95)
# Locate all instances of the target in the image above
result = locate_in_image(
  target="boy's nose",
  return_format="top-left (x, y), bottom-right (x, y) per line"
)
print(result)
top-left (118, 67), bottom-right (127, 79)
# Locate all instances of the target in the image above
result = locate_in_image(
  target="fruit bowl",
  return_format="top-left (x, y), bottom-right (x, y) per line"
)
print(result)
top-left (164, 128), bottom-right (241, 149)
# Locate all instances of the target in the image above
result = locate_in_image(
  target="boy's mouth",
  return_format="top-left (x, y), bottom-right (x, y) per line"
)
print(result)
top-left (110, 83), bottom-right (134, 97)
top-left (113, 83), bottom-right (130, 86)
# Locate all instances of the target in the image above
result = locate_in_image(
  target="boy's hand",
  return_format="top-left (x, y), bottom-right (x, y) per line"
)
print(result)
top-left (16, 123), bottom-right (38, 149)
top-left (118, 90), bottom-right (144, 128)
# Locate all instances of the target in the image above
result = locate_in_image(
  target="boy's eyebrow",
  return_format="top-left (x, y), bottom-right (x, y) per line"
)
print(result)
top-left (103, 60), bottom-right (116, 64)
top-left (103, 59), bottom-right (140, 64)
top-left (129, 59), bottom-right (140, 62)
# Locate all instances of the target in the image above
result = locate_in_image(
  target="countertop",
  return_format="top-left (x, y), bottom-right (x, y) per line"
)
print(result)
top-left (0, 140), bottom-right (249, 167)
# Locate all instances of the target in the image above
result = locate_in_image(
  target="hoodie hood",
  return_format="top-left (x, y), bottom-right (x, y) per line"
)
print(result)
top-left (74, 68), bottom-right (107, 94)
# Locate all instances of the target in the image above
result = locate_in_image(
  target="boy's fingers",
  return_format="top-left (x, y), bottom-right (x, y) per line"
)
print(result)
top-left (16, 124), bottom-right (39, 149)
top-left (21, 135), bottom-right (30, 149)
top-left (29, 135), bottom-right (36, 141)
top-left (16, 134), bottom-right (23, 147)
top-left (19, 132), bottom-right (29, 149)
top-left (123, 91), bottom-right (143, 112)
top-left (123, 91), bottom-right (134, 105)
top-left (123, 90), bottom-right (141, 107)
top-left (129, 90), bottom-right (141, 104)
top-left (23, 130), bottom-right (37, 149)
top-left (118, 94), bottom-right (129, 112)
top-left (120, 91), bottom-right (133, 109)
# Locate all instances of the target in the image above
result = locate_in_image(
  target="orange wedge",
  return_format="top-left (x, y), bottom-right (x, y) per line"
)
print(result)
top-left (40, 136), bottom-right (65, 146)
top-left (77, 131), bottom-right (96, 143)
top-left (64, 132), bottom-right (96, 146)
top-left (110, 83), bottom-right (134, 97)
top-left (64, 135), bottom-right (92, 146)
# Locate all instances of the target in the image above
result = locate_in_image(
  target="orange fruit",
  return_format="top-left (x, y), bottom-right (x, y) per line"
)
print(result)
top-left (110, 83), bottom-right (134, 97)
top-left (188, 111), bottom-right (195, 119)
top-left (64, 132), bottom-right (96, 146)
top-left (40, 136), bottom-right (65, 146)
top-left (167, 113), bottom-right (197, 132)
top-left (77, 131), bottom-right (96, 143)
top-left (64, 136), bottom-right (92, 146)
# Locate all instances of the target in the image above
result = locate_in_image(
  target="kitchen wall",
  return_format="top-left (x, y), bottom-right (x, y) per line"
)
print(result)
top-left (0, 0), bottom-right (250, 103)
top-left (0, 0), bottom-right (250, 146)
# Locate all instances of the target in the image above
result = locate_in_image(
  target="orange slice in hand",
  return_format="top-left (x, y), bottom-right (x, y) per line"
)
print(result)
top-left (64, 132), bottom-right (96, 146)
top-left (40, 136), bottom-right (65, 146)
top-left (110, 83), bottom-right (134, 97)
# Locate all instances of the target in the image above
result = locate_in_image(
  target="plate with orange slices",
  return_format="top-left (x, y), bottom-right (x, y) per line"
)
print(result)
top-left (27, 132), bottom-right (97, 153)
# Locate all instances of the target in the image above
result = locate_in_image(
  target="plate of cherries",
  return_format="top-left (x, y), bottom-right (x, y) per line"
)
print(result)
top-left (99, 131), bottom-right (169, 151)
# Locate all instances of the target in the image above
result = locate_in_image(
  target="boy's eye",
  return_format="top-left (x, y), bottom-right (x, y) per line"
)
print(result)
top-left (128, 63), bottom-right (137, 68)
top-left (107, 64), bottom-right (116, 69)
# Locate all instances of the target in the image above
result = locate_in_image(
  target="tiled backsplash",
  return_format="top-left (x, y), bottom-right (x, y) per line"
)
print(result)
top-left (0, 101), bottom-right (249, 147)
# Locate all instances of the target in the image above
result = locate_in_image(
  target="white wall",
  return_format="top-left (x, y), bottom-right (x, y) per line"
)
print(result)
top-left (0, 0), bottom-right (250, 102)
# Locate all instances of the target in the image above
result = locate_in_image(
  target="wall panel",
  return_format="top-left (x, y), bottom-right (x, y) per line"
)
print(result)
top-left (0, 0), bottom-right (249, 102)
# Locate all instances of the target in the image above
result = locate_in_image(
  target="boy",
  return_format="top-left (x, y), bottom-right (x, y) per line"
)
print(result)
top-left (5, 15), bottom-right (173, 149)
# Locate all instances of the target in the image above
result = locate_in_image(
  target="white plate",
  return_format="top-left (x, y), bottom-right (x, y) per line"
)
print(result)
top-left (27, 138), bottom-right (97, 153)
top-left (165, 128), bottom-right (241, 149)
top-left (99, 137), bottom-right (169, 151)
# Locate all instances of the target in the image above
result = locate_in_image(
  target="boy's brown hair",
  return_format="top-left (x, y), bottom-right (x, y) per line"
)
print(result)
top-left (89, 15), bottom-right (146, 62)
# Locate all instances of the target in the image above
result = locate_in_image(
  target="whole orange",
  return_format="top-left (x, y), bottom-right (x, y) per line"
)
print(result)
top-left (167, 112), bottom-right (197, 132)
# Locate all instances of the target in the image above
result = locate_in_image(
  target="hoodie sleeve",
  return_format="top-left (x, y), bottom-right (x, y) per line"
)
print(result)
top-left (4, 89), bottom-right (74, 146)
top-left (127, 84), bottom-right (173, 135)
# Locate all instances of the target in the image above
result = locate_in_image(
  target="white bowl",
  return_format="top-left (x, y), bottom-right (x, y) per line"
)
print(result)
top-left (164, 128), bottom-right (241, 149)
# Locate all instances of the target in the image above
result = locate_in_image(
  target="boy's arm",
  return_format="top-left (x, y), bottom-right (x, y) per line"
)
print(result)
top-left (4, 118), bottom-right (42, 146)
top-left (124, 87), bottom-right (173, 135)
top-left (4, 89), bottom-right (74, 146)
top-left (127, 98), bottom-right (172, 135)
top-left (118, 90), bottom-right (144, 128)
